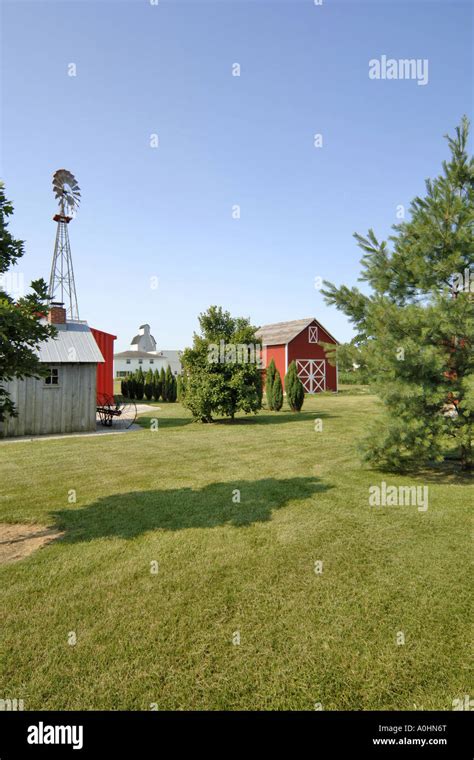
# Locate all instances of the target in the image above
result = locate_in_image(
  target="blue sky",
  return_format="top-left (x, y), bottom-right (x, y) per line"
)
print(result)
top-left (1, 0), bottom-right (472, 351)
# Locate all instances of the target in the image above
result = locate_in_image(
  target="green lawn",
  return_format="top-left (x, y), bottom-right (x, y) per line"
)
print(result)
top-left (0, 392), bottom-right (471, 710)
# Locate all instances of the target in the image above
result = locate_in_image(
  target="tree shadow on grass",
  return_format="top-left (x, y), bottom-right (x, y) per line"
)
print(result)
top-left (135, 410), bottom-right (337, 429)
top-left (53, 477), bottom-right (331, 543)
top-left (136, 411), bottom-right (338, 430)
top-left (215, 410), bottom-right (337, 426)
top-left (135, 415), bottom-right (193, 430)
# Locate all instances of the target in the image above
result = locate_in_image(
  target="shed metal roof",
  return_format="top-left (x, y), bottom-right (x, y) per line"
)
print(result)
top-left (36, 321), bottom-right (105, 364)
top-left (255, 318), bottom-right (338, 346)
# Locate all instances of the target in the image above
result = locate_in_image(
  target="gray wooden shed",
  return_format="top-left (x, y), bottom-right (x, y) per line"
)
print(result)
top-left (0, 318), bottom-right (104, 438)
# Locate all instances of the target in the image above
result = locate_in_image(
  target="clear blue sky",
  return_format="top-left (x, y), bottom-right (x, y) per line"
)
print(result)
top-left (1, 0), bottom-right (472, 351)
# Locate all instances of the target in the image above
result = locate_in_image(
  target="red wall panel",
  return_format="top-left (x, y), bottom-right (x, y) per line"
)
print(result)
top-left (261, 344), bottom-right (286, 387)
top-left (90, 327), bottom-right (116, 399)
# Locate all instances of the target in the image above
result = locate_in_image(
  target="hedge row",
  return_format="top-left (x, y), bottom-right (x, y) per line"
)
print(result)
top-left (120, 366), bottom-right (177, 402)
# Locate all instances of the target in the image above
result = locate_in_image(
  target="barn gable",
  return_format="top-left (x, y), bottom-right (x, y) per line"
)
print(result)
top-left (256, 317), bottom-right (338, 347)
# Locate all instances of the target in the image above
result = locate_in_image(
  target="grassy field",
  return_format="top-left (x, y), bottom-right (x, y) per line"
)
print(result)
top-left (0, 391), bottom-right (471, 710)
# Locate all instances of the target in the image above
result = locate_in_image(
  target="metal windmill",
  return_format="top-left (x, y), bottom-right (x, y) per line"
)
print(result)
top-left (48, 169), bottom-right (81, 320)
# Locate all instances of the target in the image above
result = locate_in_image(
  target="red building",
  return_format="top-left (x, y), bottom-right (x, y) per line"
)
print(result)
top-left (256, 317), bottom-right (338, 393)
top-left (90, 327), bottom-right (116, 398)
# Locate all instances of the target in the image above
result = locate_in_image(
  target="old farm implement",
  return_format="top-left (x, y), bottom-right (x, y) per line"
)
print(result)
top-left (96, 393), bottom-right (137, 429)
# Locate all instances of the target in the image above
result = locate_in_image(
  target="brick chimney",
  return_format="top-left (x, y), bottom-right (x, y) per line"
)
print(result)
top-left (48, 302), bottom-right (66, 325)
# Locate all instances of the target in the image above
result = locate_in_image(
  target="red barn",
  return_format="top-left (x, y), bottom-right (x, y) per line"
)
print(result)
top-left (256, 317), bottom-right (339, 393)
top-left (90, 327), bottom-right (116, 398)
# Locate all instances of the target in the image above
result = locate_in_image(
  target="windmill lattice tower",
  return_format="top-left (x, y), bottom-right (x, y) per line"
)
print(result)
top-left (48, 169), bottom-right (81, 320)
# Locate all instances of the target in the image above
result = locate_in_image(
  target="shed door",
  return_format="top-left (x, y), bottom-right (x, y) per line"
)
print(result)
top-left (296, 359), bottom-right (326, 393)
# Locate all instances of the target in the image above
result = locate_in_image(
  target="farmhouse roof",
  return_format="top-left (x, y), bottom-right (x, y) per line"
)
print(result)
top-left (114, 350), bottom-right (168, 359)
top-left (256, 318), bottom-right (338, 346)
top-left (36, 321), bottom-right (105, 364)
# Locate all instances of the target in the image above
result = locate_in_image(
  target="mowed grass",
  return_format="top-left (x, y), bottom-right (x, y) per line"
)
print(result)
top-left (0, 391), bottom-right (471, 710)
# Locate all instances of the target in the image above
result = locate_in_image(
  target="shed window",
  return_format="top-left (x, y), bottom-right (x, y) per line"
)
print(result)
top-left (44, 368), bottom-right (59, 386)
top-left (308, 326), bottom-right (319, 343)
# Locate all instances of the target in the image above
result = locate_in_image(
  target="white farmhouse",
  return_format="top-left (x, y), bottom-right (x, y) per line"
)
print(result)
top-left (114, 324), bottom-right (182, 378)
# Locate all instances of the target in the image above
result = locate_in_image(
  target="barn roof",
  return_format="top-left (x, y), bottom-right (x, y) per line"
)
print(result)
top-left (256, 317), bottom-right (338, 346)
top-left (36, 321), bottom-right (105, 364)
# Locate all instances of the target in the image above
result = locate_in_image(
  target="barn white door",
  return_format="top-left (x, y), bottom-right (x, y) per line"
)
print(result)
top-left (296, 359), bottom-right (326, 393)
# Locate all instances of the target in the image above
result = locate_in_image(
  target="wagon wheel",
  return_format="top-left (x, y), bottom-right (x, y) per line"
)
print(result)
top-left (97, 393), bottom-right (137, 429)
top-left (96, 392), bottom-right (114, 427)
top-left (114, 395), bottom-right (137, 429)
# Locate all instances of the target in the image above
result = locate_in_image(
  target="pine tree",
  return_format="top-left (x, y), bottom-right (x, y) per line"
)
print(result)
top-left (322, 117), bottom-right (473, 470)
top-left (266, 359), bottom-right (276, 410)
top-left (168, 374), bottom-right (177, 402)
top-left (144, 369), bottom-right (154, 401)
top-left (272, 369), bottom-right (283, 410)
top-left (160, 367), bottom-right (166, 401)
top-left (285, 361), bottom-right (305, 411)
top-left (135, 368), bottom-right (145, 401)
top-left (164, 365), bottom-right (174, 402)
top-left (152, 368), bottom-right (161, 401)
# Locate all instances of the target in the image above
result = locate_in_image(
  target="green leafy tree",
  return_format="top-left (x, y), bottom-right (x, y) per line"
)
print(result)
top-left (134, 367), bottom-right (145, 401)
top-left (152, 368), bottom-right (161, 401)
top-left (144, 369), bottom-right (154, 401)
top-left (160, 367), bottom-right (166, 401)
top-left (285, 361), bottom-right (305, 411)
top-left (322, 117), bottom-right (473, 470)
top-left (182, 305), bottom-right (262, 422)
top-left (0, 184), bottom-right (56, 421)
top-left (177, 374), bottom-right (187, 402)
top-left (265, 358), bottom-right (276, 410)
top-left (256, 367), bottom-right (263, 406)
top-left (272, 369), bottom-right (283, 410)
